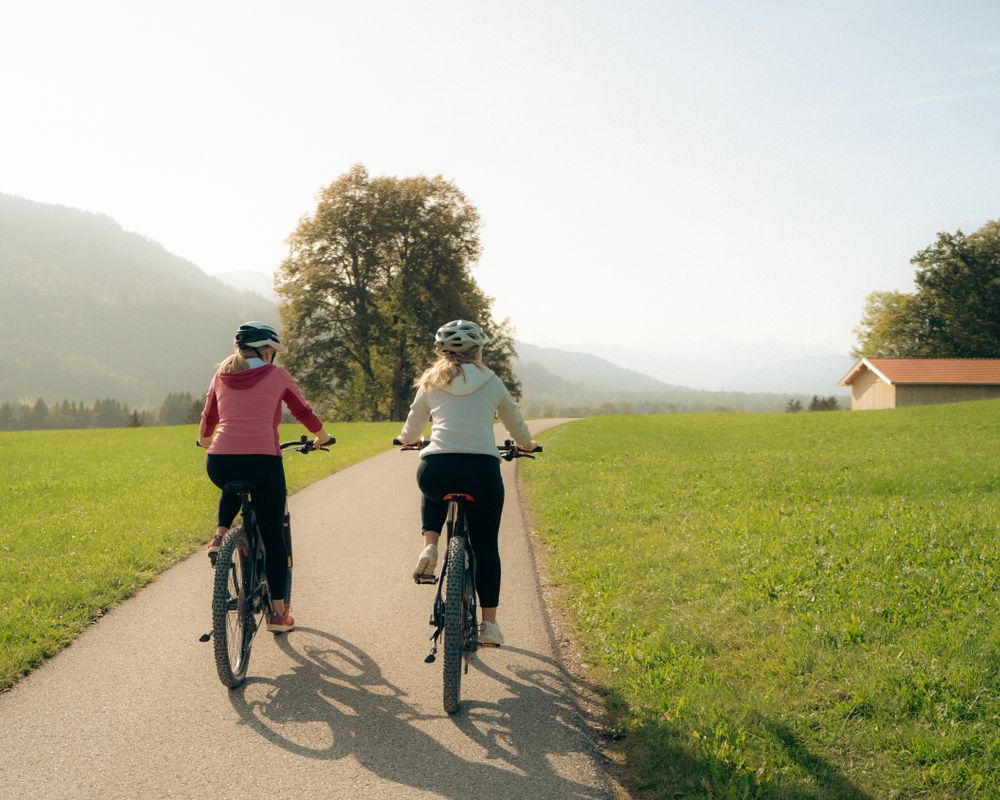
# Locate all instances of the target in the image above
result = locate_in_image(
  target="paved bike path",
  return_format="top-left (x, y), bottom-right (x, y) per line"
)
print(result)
top-left (1, 420), bottom-right (617, 800)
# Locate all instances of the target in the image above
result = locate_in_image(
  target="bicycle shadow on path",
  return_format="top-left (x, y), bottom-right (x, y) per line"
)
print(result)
top-left (229, 627), bottom-right (608, 799)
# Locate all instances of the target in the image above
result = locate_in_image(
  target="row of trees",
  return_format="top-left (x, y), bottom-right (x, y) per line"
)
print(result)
top-left (277, 164), bottom-right (518, 421)
top-left (854, 220), bottom-right (1000, 357)
top-left (785, 396), bottom-right (841, 412)
top-left (0, 392), bottom-right (204, 431)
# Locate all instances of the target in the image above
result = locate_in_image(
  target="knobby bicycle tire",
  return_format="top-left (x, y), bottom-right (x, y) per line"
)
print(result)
top-left (442, 534), bottom-right (467, 714)
top-left (211, 527), bottom-right (254, 688)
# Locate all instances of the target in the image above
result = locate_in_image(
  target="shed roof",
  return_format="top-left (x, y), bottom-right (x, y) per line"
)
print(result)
top-left (839, 358), bottom-right (1000, 386)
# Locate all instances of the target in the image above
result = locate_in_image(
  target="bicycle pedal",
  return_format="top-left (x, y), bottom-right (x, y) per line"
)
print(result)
top-left (414, 575), bottom-right (438, 585)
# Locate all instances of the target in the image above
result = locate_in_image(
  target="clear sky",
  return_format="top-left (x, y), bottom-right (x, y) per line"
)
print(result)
top-left (2, 1), bottom-right (999, 356)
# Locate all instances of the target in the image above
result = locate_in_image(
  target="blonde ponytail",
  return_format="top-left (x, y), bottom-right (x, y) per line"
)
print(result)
top-left (218, 350), bottom-right (250, 374)
top-left (417, 348), bottom-right (483, 389)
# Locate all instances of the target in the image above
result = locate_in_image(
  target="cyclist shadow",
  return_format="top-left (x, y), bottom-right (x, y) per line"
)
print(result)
top-left (227, 627), bottom-right (608, 799)
top-left (456, 645), bottom-right (610, 784)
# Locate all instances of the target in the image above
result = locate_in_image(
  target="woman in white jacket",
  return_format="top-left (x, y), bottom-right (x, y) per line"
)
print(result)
top-left (399, 320), bottom-right (536, 646)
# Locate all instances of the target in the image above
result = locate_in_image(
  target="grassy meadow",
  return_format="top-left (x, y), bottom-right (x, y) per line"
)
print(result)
top-left (521, 402), bottom-right (1000, 799)
top-left (0, 421), bottom-right (400, 689)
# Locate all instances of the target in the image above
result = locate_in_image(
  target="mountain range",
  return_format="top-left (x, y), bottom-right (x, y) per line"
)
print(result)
top-left (0, 194), bottom-right (274, 406)
top-left (512, 342), bottom-right (821, 415)
top-left (1, 193), bottom-right (845, 412)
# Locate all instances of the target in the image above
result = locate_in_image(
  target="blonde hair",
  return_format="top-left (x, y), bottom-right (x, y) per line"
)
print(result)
top-left (417, 348), bottom-right (482, 390)
top-left (218, 345), bottom-right (274, 374)
top-left (218, 352), bottom-right (249, 374)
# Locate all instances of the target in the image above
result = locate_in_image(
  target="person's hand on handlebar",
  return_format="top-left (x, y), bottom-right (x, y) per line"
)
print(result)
top-left (518, 440), bottom-right (539, 452)
top-left (199, 435), bottom-right (213, 448)
top-left (313, 429), bottom-right (334, 448)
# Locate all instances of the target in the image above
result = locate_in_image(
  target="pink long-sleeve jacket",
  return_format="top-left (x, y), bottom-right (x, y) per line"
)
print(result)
top-left (199, 364), bottom-right (322, 456)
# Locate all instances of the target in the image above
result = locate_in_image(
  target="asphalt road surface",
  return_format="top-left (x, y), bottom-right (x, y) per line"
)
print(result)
top-left (1, 420), bottom-right (618, 800)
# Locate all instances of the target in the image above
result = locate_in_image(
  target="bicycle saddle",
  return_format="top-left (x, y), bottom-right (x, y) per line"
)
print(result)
top-left (224, 481), bottom-right (255, 494)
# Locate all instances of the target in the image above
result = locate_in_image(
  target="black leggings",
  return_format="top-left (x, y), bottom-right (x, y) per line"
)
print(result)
top-left (417, 454), bottom-right (504, 608)
top-left (206, 454), bottom-right (289, 600)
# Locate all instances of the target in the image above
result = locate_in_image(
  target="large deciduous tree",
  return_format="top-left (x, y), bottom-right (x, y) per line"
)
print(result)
top-left (853, 220), bottom-right (1000, 358)
top-left (277, 164), bottom-right (520, 421)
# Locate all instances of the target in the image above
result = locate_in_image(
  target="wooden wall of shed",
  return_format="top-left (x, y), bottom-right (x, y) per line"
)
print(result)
top-left (851, 369), bottom-right (895, 410)
top-left (895, 385), bottom-right (1000, 407)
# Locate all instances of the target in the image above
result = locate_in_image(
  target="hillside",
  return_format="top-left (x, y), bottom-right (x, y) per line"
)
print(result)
top-left (0, 194), bottom-right (277, 406)
top-left (513, 341), bottom-right (815, 414)
top-left (574, 339), bottom-right (852, 396)
top-left (0, 194), bottom-right (831, 416)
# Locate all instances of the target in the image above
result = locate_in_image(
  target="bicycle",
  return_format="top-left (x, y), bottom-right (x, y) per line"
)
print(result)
top-left (198, 434), bottom-right (332, 688)
top-left (394, 437), bottom-right (542, 714)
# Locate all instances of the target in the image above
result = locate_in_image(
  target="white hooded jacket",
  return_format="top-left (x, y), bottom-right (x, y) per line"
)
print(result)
top-left (399, 364), bottom-right (533, 459)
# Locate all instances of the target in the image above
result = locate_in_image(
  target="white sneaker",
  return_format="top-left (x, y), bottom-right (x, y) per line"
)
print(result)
top-left (413, 543), bottom-right (438, 582)
top-left (478, 621), bottom-right (504, 647)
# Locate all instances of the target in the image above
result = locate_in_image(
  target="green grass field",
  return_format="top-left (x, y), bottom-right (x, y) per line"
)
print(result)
top-left (0, 421), bottom-right (400, 690)
top-left (521, 402), bottom-right (1000, 800)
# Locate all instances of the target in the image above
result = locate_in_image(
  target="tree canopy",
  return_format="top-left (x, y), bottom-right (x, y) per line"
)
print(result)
top-left (853, 220), bottom-right (1000, 358)
top-left (277, 165), bottom-right (519, 421)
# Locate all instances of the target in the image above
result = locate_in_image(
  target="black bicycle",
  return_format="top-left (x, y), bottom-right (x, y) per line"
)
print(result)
top-left (199, 435), bottom-right (332, 688)
top-left (394, 437), bottom-right (541, 713)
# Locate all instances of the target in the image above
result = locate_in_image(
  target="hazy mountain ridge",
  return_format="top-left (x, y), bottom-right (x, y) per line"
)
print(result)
top-left (1, 193), bottom-right (841, 415)
top-left (513, 342), bottom-right (819, 414)
top-left (212, 269), bottom-right (278, 301)
top-left (0, 194), bottom-right (276, 405)
top-left (515, 342), bottom-right (670, 392)
top-left (568, 339), bottom-right (852, 396)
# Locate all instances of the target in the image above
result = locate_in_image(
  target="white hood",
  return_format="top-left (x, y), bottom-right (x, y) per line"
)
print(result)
top-left (443, 364), bottom-right (495, 395)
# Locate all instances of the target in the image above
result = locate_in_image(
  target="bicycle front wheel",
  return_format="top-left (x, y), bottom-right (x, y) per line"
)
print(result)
top-left (443, 534), bottom-right (467, 714)
top-left (212, 527), bottom-right (254, 688)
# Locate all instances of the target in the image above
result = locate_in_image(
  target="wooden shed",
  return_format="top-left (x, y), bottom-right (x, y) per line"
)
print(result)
top-left (838, 358), bottom-right (1000, 410)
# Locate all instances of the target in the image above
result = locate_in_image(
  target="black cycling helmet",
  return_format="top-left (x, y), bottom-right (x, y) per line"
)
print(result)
top-left (235, 322), bottom-right (283, 351)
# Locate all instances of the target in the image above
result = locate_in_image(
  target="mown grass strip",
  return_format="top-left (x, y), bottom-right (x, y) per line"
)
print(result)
top-left (0, 421), bottom-right (399, 689)
top-left (521, 403), bottom-right (1000, 799)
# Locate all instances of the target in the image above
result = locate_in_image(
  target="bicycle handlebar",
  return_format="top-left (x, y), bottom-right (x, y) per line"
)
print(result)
top-left (197, 434), bottom-right (334, 453)
top-left (280, 434), bottom-right (335, 453)
top-left (392, 438), bottom-right (542, 460)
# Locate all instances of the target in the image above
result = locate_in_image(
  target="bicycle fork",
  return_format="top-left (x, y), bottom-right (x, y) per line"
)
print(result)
top-left (424, 569), bottom-right (447, 663)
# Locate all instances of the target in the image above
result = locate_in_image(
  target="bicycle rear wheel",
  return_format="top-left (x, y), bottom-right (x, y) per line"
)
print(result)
top-left (442, 534), bottom-right (467, 714)
top-left (212, 527), bottom-right (254, 688)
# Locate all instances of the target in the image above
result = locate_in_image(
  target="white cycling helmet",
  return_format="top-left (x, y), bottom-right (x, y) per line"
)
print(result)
top-left (235, 321), bottom-right (284, 351)
top-left (434, 319), bottom-right (488, 354)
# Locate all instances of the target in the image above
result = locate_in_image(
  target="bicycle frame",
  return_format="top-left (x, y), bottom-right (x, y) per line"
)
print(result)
top-left (201, 435), bottom-right (329, 688)
top-left (393, 436), bottom-right (541, 712)
top-left (234, 488), bottom-right (272, 621)
top-left (424, 494), bottom-right (478, 665)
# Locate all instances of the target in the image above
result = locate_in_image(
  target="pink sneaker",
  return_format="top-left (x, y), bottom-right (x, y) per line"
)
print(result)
top-left (266, 607), bottom-right (295, 633)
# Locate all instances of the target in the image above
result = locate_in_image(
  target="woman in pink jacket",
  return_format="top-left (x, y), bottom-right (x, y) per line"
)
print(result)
top-left (199, 322), bottom-right (332, 632)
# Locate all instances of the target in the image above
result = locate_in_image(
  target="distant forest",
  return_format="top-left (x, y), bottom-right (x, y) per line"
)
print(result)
top-left (0, 388), bottom-right (840, 431)
top-left (0, 392), bottom-right (206, 430)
